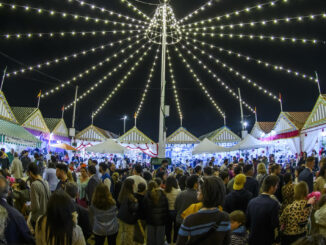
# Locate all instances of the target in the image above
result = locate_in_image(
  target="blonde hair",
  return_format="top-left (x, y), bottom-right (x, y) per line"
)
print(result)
top-left (294, 181), bottom-right (308, 200)
top-left (257, 163), bottom-right (267, 175)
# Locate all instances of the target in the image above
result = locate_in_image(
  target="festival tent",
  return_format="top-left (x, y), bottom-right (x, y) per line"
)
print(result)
top-left (200, 126), bottom-right (241, 147)
top-left (250, 121), bottom-right (275, 139)
top-left (0, 91), bottom-right (18, 124)
top-left (44, 118), bottom-right (70, 143)
top-left (192, 138), bottom-right (228, 155)
top-left (301, 95), bottom-right (326, 154)
top-left (85, 139), bottom-right (125, 154)
top-left (50, 143), bottom-right (76, 151)
top-left (229, 134), bottom-right (268, 151)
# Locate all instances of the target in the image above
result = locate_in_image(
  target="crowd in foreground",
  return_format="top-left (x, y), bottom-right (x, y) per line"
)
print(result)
top-left (0, 148), bottom-right (326, 245)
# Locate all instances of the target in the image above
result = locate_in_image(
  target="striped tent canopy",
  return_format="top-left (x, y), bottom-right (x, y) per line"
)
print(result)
top-left (76, 124), bottom-right (117, 142)
top-left (0, 91), bottom-right (18, 123)
top-left (251, 121), bottom-right (275, 139)
top-left (200, 126), bottom-right (241, 144)
top-left (167, 127), bottom-right (199, 144)
top-left (303, 94), bottom-right (326, 130)
top-left (117, 126), bottom-right (154, 144)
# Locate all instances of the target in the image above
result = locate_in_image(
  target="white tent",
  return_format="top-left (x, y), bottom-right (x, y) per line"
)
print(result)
top-left (85, 139), bottom-right (125, 154)
top-left (192, 138), bottom-right (228, 155)
top-left (229, 134), bottom-right (267, 151)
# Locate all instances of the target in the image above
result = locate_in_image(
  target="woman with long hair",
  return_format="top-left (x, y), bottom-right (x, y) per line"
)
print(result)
top-left (117, 178), bottom-right (138, 245)
top-left (90, 183), bottom-right (119, 245)
top-left (77, 167), bottom-right (89, 207)
top-left (35, 191), bottom-right (86, 245)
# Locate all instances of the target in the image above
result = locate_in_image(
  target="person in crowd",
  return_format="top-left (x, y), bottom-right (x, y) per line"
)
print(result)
top-left (298, 156), bottom-right (315, 193)
top-left (99, 162), bottom-right (112, 193)
top-left (111, 172), bottom-right (122, 201)
top-left (178, 175), bottom-right (187, 191)
top-left (134, 183), bottom-right (146, 244)
top-left (9, 152), bottom-right (23, 179)
top-left (55, 163), bottom-right (70, 191)
top-left (221, 159), bottom-right (229, 171)
top-left (229, 210), bottom-right (248, 245)
top-left (203, 166), bottom-right (213, 176)
top-left (176, 176), bottom-right (230, 245)
top-left (270, 164), bottom-right (284, 202)
top-left (77, 166), bottom-right (89, 207)
top-left (20, 150), bottom-right (31, 173)
top-left (27, 162), bottom-right (51, 228)
top-left (227, 165), bottom-right (242, 193)
top-left (219, 170), bottom-right (230, 194)
top-left (294, 166), bottom-right (305, 184)
top-left (127, 164), bottom-right (147, 193)
top-left (243, 164), bottom-right (259, 198)
top-left (175, 175), bottom-right (199, 229)
top-left (247, 175), bottom-right (280, 245)
top-left (34, 153), bottom-right (45, 177)
top-left (314, 164), bottom-right (326, 193)
top-left (256, 162), bottom-right (268, 189)
top-left (144, 181), bottom-right (169, 245)
top-left (314, 194), bottom-right (326, 236)
top-left (35, 190), bottom-right (86, 245)
top-left (0, 151), bottom-right (9, 176)
top-left (85, 165), bottom-right (100, 205)
top-left (64, 182), bottom-right (92, 242)
top-left (89, 183), bottom-right (119, 245)
top-left (12, 178), bottom-right (30, 215)
top-left (165, 176), bottom-right (181, 245)
top-left (194, 165), bottom-right (202, 176)
top-left (108, 162), bottom-right (116, 176)
top-left (143, 171), bottom-right (153, 183)
top-left (280, 181), bottom-right (316, 244)
top-left (117, 178), bottom-right (138, 245)
top-left (0, 176), bottom-right (35, 244)
top-left (282, 173), bottom-right (294, 210)
top-left (43, 162), bottom-right (58, 192)
top-left (224, 174), bottom-right (252, 213)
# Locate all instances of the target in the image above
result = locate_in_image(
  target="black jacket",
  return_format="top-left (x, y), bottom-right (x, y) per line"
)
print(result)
top-left (85, 174), bottom-right (100, 204)
top-left (117, 198), bottom-right (139, 224)
top-left (244, 177), bottom-right (259, 198)
top-left (73, 201), bottom-right (92, 239)
top-left (143, 189), bottom-right (169, 226)
top-left (223, 189), bottom-right (253, 213)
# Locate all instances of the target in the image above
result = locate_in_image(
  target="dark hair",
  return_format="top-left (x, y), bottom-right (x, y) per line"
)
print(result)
top-left (262, 175), bottom-right (279, 192)
top-left (88, 165), bottom-right (97, 175)
top-left (48, 162), bottom-right (56, 169)
top-left (154, 177), bottom-right (162, 186)
top-left (243, 164), bottom-right (253, 174)
top-left (194, 165), bottom-right (202, 174)
top-left (51, 155), bottom-right (57, 163)
top-left (38, 191), bottom-right (75, 245)
top-left (292, 234), bottom-right (326, 245)
top-left (319, 164), bottom-right (326, 179)
top-left (92, 160), bottom-right (98, 165)
top-left (186, 175), bottom-right (199, 189)
top-left (283, 173), bottom-right (292, 184)
top-left (234, 165), bottom-right (242, 175)
top-left (229, 210), bottom-right (246, 225)
top-left (92, 183), bottom-right (115, 210)
top-left (118, 178), bottom-right (135, 203)
top-left (27, 162), bottom-right (39, 176)
top-left (295, 166), bottom-right (305, 175)
top-left (219, 170), bottom-right (229, 181)
top-left (165, 176), bottom-right (178, 193)
top-left (16, 179), bottom-right (27, 190)
top-left (203, 167), bottom-right (213, 176)
top-left (64, 182), bottom-right (78, 199)
top-left (56, 163), bottom-right (68, 174)
top-left (134, 164), bottom-right (142, 174)
top-left (270, 164), bottom-right (278, 173)
top-left (200, 176), bottom-right (225, 208)
top-left (179, 175), bottom-right (187, 190)
top-left (99, 162), bottom-right (108, 172)
top-left (143, 171), bottom-right (152, 182)
top-left (137, 182), bottom-right (146, 193)
top-left (306, 156), bottom-right (315, 163)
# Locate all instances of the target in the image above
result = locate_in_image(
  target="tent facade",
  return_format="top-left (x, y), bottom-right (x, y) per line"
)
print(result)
top-left (192, 138), bottom-right (227, 155)
top-left (229, 134), bottom-right (267, 151)
top-left (44, 118), bottom-right (70, 143)
top-left (200, 126), bottom-right (241, 147)
top-left (251, 121), bottom-right (275, 139)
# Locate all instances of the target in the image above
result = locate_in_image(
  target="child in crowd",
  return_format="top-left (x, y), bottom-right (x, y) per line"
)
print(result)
top-left (229, 210), bottom-right (248, 245)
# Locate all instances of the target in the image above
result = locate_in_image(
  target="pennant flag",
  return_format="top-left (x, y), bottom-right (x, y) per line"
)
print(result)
top-left (254, 107), bottom-right (257, 113)
top-left (134, 112), bottom-right (137, 119)
top-left (279, 92), bottom-right (282, 102)
top-left (37, 90), bottom-right (42, 98)
top-left (61, 106), bottom-right (65, 112)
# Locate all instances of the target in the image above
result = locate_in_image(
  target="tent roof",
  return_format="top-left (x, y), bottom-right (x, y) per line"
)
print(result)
top-left (283, 112), bottom-right (310, 130)
top-left (76, 124), bottom-right (117, 141)
top-left (167, 127), bottom-right (199, 144)
top-left (11, 107), bottom-right (38, 124)
top-left (0, 91), bottom-right (18, 123)
top-left (44, 118), bottom-right (62, 132)
top-left (229, 134), bottom-right (267, 151)
top-left (118, 126), bottom-right (154, 144)
top-left (257, 122), bottom-right (275, 133)
top-left (192, 138), bottom-right (227, 155)
top-left (85, 139), bottom-right (125, 154)
top-left (303, 94), bottom-right (326, 130)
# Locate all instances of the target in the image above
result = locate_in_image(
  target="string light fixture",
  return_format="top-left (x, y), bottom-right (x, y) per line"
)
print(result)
top-left (120, 0), bottom-right (151, 21)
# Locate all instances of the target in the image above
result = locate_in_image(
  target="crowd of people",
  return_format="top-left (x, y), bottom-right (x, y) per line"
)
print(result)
top-left (0, 147), bottom-right (326, 245)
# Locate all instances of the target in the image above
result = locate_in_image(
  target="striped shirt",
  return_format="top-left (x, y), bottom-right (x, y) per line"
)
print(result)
top-left (176, 209), bottom-right (230, 245)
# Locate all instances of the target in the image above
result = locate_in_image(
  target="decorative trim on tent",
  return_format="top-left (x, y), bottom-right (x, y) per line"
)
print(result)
top-left (118, 127), bottom-right (154, 144)
top-left (75, 125), bottom-right (108, 142)
top-left (167, 127), bottom-right (199, 144)
top-left (303, 95), bottom-right (326, 130)
top-left (260, 130), bottom-right (299, 141)
top-left (210, 126), bottom-right (241, 143)
top-left (52, 119), bottom-right (69, 137)
top-left (0, 91), bottom-right (18, 123)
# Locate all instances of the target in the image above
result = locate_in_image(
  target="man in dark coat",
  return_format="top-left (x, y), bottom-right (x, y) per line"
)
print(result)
top-left (85, 165), bottom-right (100, 204)
top-left (243, 164), bottom-right (259, 198)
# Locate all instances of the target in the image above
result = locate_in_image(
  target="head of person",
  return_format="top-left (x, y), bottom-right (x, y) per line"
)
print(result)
top-left (50, 155), bottom-right (57, 163)
top-left (224, 159), bottom-right (229, 165)
top-left (306, 156), bottom-right (315, 170)
top-left (194, 165), bottom-right (202, 175)
top-left (233, 174), bottom-right (247, 191)
top-left (219, 170), bottom-right (229, 184)
top-left (109, 162), bottom-right (116, 172)
top-left (16, 178), bottom-right (28, 190)
top-left (319, 164), bottom-right (326, 179)
top-left (229, 210), bottom-right (246, 231)
top-left (133, 164), bottom-right (142, 176)
top-left (87, 159), bottom-right (93, 165)
top-left (137, 182), bottom-right (146, 195)
top-left (34, 153), bottom-right (39, 160)
top-left (294, 181), bottom-right (309, 201)
top-left (92, 160), bottom-right (98, 166)
top-left (198, 176), bottom-right (225, 208)
top-left (0, 176), bottom-right (9, 199)
top-left (87, 165), bottom-right (97, 176)
top-left (92, 183), bottom-right (115, 210)
top-left (118, 178), bottom-right (135, 203)
top-left (257, 163), bottom-right (267, 175)
top-left (319, 158), bottom-right (326, 169)
top-left (161, 159), bottom-right (169, 168)
top-left (295, 166), bottom-right (305, 177)
top-left (111, 172), bottom-right (120, 183)
top-left (48, 162), bottom-right (56, 169)
top-left (243, 164), bottom-right (254, 177)
top-left (212, 167), bottom-right (219, 177)
top-left (165, 176), bottom-right (178, 193)
top-left (179, 175), bottom-right (187, 190)
top-left (262, 175), bottom-right (279, 194)
top-left (233, 165), bottom-right (243, 176)
top-left (203, 167), bottom-right (213, 176)
top-left (143, 171), bottom-right (152, 182)
top-left (13, 152), bottom-right (18, 158)
top-left (99, 162), bottom-right (108, 174)
top-left (37, 191), bottom-right (76, 245)
top-left (26, 162), bottom-right (40, 180)
top-left (64, 182), bottom-right (78, 199)
top-left (186, 175), bottom-right (199, 190)
top-left (56, 163), bottom-right (68, 180)
top-left (284, 172), bottom-right (293, 185)
top-left (80, 167), bottom-right (88, 178)
top-left (154, 177), bottom-right (162, 187)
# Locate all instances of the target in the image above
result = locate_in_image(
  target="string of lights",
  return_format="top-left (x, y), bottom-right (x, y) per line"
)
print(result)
top-left (120, 0), bottom-right (151, 21)
top-left (186, 37), bottom-right (317, 82)
top-left (65, 43), bottom-right (152, 110)
top-left (181, 13), bottom-right (326, 30)
top-left (184, 40), bottom-right (279, 101)
top-left (172, 46), bottom-right (225, 118)
top-left (42, 35), bottom-right (148, 98)
top-left (167, 48), bottom-right (183, 124)
top-left (0, 1), bottom-right (144, 27)
top-left (134, 47), bottom-right (160, 120)
top-left (182, 31), bottom-right (322, 44)
top-left (181, 0), bottom-right (284, 26)
top-left (176, 44), bottom-right (255, 113)
top-left (6, 35), bottom-right (141, 77)
top-left (178, 0), bottom-right (214, 24)
top-left (69, 0), bottom-right (147, 24)
top-left (93, 45), bottom-right (153, 117)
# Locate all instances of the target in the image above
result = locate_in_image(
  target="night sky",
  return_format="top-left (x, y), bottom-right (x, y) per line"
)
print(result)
top-left (0, 0), bottom-right (325, 141)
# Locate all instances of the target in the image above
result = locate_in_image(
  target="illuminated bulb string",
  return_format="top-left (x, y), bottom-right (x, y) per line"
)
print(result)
top-left (178, 0), bottom-right (213, 24)
top-left (184, 40), bottom-right (279, 100)
top-left (167, 49), bottom-right (183, 123)
top-left (120, 0), bottom-right (150, 21)
top-left (134, 48), bottom-right (160, 119)
top-left (0, 2), bottom-right (144, 27)
top-left (172, 47), bottom-right (226, 118)
top-left (176, 44), bottom-right (255, 113)
top-left (186, 37), bottom-right (317, 82)
top-left (182, 13), bottom-right (326, 30)
top-left (65, 43), bottom-right (151, 109)
top-left (42, 35), bottom-right (148, 98)
top-left (93, 45), bottom-right (153, 117)
top-left (6, 35), bottom-right (142, 77)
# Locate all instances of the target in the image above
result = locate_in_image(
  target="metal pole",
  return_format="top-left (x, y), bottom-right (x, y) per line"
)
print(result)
top-left (223, 116), bottom-right (226, 126)
top-left (238, 88), bottom-right (244, 131)
top-left (91, 113), bottom-right (94, 125)
top-left (72, 86), bottom-right (78, 128)
top-left (158, 3), bottom-right (167, 158)
top-left (0, 66), bottom-right (7, 91)
top-left (315, 71), bottom-right (321, 95)
top-left (61, 107), bottom-right (65, 119)
top-left (123, 118), bottom-right (126, 134)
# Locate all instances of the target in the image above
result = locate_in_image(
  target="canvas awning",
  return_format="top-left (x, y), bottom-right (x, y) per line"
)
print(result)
top-left (192, 138), bottom-right (228, 155)
top-left (85, 139), bottom-right (125, 154)
top-left (50, 143), bottom-right (76, 151)
top-left (229, 134), bottom-right (268, 151)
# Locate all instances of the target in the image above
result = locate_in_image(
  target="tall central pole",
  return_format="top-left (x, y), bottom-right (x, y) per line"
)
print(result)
top-left (238, 88), bottom-right (244, 131)
top-left (158, 4), bottom-right (167, 158)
